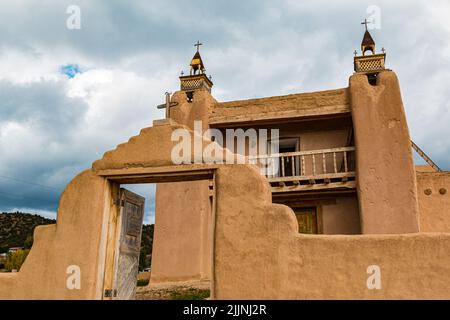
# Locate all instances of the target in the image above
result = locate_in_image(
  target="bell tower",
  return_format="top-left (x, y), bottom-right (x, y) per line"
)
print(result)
top-left (353, 19), bottom-right (387, 84)
top-left (179, 41), bottom-right (214, 102)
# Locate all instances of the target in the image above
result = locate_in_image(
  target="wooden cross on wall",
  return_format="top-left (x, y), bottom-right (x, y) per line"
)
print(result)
top-left (156, 92), bottom-right (179, 119)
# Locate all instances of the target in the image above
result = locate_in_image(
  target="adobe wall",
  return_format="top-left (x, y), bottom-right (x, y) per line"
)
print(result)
top-left (0, 120), bottom-right (220, 299)
top-left (151, 180), bottom-right (211, 284)
top-left (214, 165), bottom-right (450, 299)
top-left (2, 160), bottom-right (450, 299)
top-left (275, 195), bottom-right (361, 235)
top-left (217, 119), bottom-right (352, 176)
top-left (321, 196), bottom-right (361, 234)
top-left (218, 119), bottom-right (349, 151)
top-left (170, 89), bottom-right (217, 131)
top-left (150, 89), bottom-right (216, 286)
top-left (0, 112), bottom-right (449, 300)
top-left (349, 71), bottom-right (419, 234)
top-left (417, 171), bottom-right (450, 232)
top-left (298, 129), bottom-right (351, 175)
top-left (210, 88), bottom-right (351, 125)
top-left (0, 170), bottom-right (108, 299)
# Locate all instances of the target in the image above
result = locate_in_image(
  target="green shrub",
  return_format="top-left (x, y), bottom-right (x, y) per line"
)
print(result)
top-left (169, 288), bottom-right (210, 300)
top-left (5, 249), bottom-right (30, 272)
top-left (137, 279), bottom-right (150, 287)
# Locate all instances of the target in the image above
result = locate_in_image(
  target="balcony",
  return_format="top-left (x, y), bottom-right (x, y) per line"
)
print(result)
top-left (250, 146), bottom-right (356, 193)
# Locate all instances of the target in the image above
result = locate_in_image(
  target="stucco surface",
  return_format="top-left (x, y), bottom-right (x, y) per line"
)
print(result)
top-left (214, 165), bottom-right (450, 299)
top-left (273, 195), bottom-right (360, 235)
top-left (416, 165), bottom-right (436, 173)
top-left (1, 80), bottom-right (449, 300)
top-left (350, 71), bottom-right (419, 234)
top-left (210, 88), bottom-right (350, 125)
top-left (0, 120), bottom-right (221, 299)
top-left (0, 170), bottom-right (107, 299)
top-left (321, 196), bottom-right (361, 234)
top-left (170, 89), bottom-right (217, 131)
top-left (92, 121), bottom-right (186, 171)
top-left (152, 180), bottom-right (211, 284)
top-left (93, 119), bottom-right (237, 173)
top-left (417, 171), bottom-right (450, 232)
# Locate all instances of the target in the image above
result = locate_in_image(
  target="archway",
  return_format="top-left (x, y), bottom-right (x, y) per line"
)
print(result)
top-left (99, 168), bottom-right (217, 300)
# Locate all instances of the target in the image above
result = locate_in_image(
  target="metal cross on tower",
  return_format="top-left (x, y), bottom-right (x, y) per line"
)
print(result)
top-left (156, 92), bottom-right (179, 119)
top-left (361, 18), bottom-right (371, 31)
top-left (194, 40), bottom-right (203, 52)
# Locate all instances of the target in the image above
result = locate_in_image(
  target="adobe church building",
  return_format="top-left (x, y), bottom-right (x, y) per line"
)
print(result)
top-left (0, 26), bottom-right (450, 299)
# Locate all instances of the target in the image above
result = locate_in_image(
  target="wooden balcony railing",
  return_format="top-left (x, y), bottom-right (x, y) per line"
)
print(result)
top-left (249, 146), bottom-right (356, 192)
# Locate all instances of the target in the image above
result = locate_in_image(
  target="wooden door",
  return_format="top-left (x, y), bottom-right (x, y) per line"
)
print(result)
top-left (111, 188), bottom-right (145, 300)
top-left (279, 146), bottom-right (296, 177)
top-left (294, 207), bottom-right (318, 234)
top-left (274, 138), bottom-right (300, 177)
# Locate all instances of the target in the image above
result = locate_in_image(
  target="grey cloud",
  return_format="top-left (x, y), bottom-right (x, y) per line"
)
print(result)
top-left (0, 79), bottom-right (89, 213)
top-left (0, 80), bottom-right (88, 138)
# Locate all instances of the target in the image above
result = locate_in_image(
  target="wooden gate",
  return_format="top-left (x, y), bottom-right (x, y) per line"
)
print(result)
top-left (104, 188), bottom-right (145, 300)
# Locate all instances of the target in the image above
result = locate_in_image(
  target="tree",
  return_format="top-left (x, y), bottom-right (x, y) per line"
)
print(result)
top-left (5, 249), bottom-right (30, 272)
top-left (139, 247), bottom-right (150, 271)
top-left (24, 234), bottom-right (33, 249)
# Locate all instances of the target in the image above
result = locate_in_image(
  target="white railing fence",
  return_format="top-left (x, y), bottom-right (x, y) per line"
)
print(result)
top-left (249, 146), bottom-right (356, 184)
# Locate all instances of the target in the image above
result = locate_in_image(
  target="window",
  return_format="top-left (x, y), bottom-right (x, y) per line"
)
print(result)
top-left (269, 138), bottom-right (300, 177)
top-left (294, 207), bottom-right (319, 234)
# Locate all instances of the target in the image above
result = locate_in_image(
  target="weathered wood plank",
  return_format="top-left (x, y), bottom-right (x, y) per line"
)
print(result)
top-left (271, 181), bottom-right (356, 193)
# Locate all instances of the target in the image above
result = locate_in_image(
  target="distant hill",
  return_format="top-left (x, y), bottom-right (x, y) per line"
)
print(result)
top-left (0, 212), bottom-right (155, 269)
top-left (0, 212), bottom-right (55, 253)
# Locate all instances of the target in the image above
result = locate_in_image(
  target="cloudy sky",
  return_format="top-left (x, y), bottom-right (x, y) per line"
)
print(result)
top-left (0, 0), bottom-right (449, 223)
